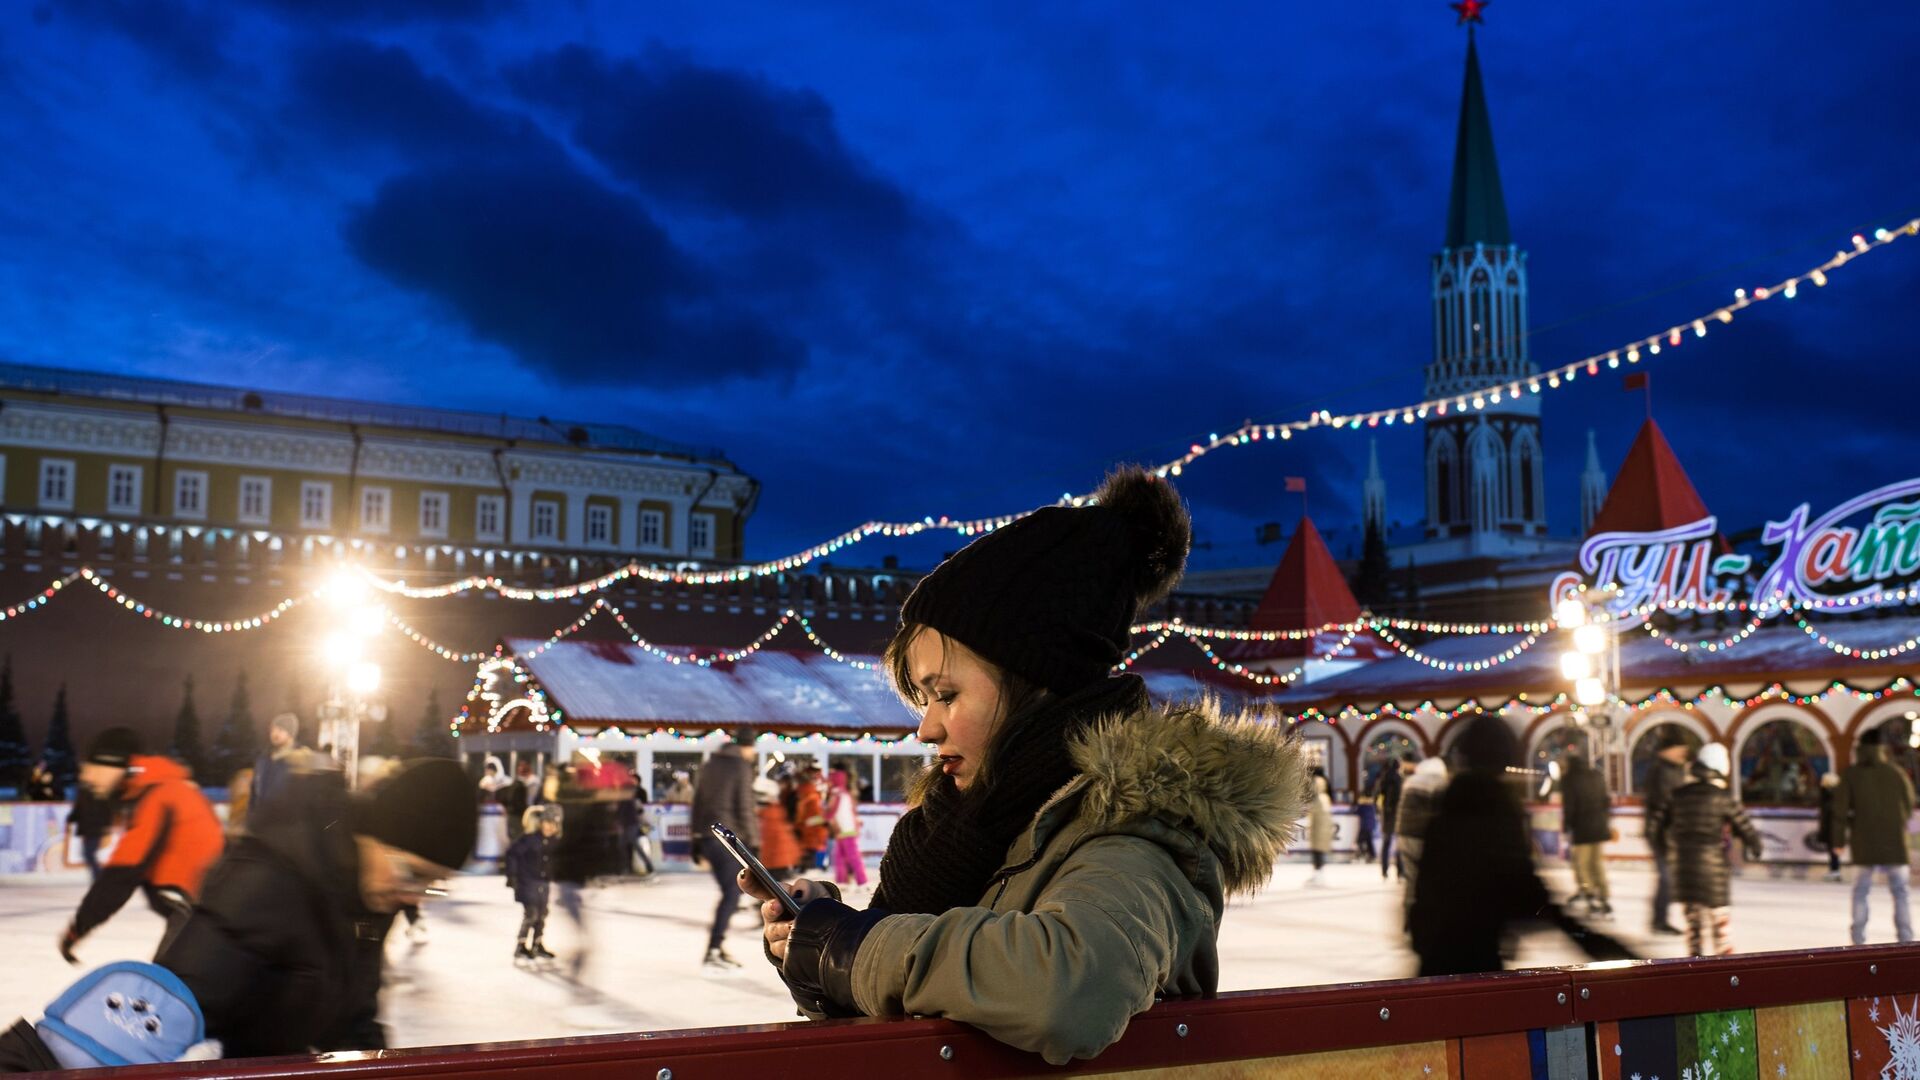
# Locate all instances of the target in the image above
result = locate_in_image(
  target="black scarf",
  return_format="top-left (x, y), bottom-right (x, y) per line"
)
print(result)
top-left (871, 675), bottom-right (1148, 916)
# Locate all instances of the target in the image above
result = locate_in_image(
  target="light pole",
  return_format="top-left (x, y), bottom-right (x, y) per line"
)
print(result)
top-left (1557, 585), bottom-right (1624, 789)
top-left (316, 568), bottom-right (390, 789)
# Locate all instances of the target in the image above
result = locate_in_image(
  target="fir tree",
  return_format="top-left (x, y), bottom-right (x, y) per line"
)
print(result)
top-left (411, 687), bottom-right (454, 758)
top-left (1352, 518), bottom-right (1395, 612)
top-left (0, 655), bottom-right (28, 789)
top-left (172, 675), bottom-right (207, 782)
top-left (211, 670), bottom-right (257, 783)
top-left (41, 684), bottom-right (75, 787)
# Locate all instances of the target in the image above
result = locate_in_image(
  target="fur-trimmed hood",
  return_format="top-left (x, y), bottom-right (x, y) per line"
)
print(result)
top-left (1068, 698), bottom-right (1308, 895)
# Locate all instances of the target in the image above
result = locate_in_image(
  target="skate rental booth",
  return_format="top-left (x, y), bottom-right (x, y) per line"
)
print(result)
top-left (43, 942), bottom-right (1920, 1077)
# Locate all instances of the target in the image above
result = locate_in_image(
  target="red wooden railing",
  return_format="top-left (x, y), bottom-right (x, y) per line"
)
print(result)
top-left (29, 943), bottom-right (1920, 1079)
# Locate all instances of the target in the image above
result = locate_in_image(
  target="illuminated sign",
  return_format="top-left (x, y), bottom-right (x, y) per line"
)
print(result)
top-left (1552, 477), bottom-right (1920, 624)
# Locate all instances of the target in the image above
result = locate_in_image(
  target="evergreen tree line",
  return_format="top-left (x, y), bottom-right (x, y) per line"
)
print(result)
top-left (0, 660), bottom-right (455, 791)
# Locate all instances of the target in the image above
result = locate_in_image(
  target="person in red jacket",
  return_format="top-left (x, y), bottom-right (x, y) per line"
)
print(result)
top-left (60, 727), bottom-right (224, 963)
top-left (755, 777), bottom-right (803, 880)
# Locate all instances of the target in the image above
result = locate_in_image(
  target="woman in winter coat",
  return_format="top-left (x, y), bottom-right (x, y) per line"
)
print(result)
top-left (744, 469), bottom-right (1306, 1065)
top-left (756, 777), bottom-right (804, 879)
top-left (1305, 771), bottom-right (1335, 886)
top-left (1646, 742), bottom-right (1763, 956)
top-left (794, 768), bottom-right (830, 871)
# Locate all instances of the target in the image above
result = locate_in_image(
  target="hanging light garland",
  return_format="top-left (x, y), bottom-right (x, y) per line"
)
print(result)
top-left (1151, 222), bottom-right (1915, 479)
top-left (1276, 676), bottom-right (1920, 727)
top-left (1646, 614), bottom-right (1769, 654)
top-left (1369, 624), bottom-right (1543, 672)
top-left (1175, 628), bottom-right (1362, 686)
top-left (75, 567), bottom-right (305, 632)
top-left (1791, 611), bottom-right (1920, 661)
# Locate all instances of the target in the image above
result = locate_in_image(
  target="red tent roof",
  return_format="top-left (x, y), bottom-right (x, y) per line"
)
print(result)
top-left (1586, 419), bottom-right (1713, 536)
top-left (1250, 517), bottom-right (1361, 633)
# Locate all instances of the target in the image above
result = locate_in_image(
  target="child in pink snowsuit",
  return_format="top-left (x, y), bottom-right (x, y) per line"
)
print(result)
top-left (826, 769), bottom-right (867, 886)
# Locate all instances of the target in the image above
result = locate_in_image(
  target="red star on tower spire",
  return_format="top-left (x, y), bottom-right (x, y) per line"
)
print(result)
top-left (1451, 0), bottom-right (1488, 25)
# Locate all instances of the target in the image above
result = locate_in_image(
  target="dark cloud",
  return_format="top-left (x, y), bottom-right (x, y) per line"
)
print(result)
top-left (245, 0), bottom-right (514, 25)
top-left (342, 165), bottom-right (806, 386)
top-left (281, 38), bottom-right (548, 163)
top-left (59, 0), bottom-right (234, 82)
top-left (508, 45), bottom-right (917, 242)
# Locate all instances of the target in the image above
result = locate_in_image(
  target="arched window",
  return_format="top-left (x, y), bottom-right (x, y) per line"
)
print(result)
top-left (1532, 725), bottom-right (1592, 797)
top-left (1738, 719), bottom-right (1830, 806)
top-left (1430, 436), bottom-right (1458, 528)
top-left (1629, 722), bottom-right (1704, 793)
top-left (1468, 425), bottom-right (1500, 533)
top-left (1519, 443), bottom-right (1536, 522)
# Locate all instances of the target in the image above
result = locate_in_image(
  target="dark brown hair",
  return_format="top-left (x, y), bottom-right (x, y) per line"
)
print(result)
top-left (885, 622), bottom-right (1051, 802)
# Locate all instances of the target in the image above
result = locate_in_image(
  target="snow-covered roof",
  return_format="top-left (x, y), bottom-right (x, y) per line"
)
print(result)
top-left (504, 637), bottom-right (1268, 734)
top-left (1258, 615), bottom-right (1920, 711)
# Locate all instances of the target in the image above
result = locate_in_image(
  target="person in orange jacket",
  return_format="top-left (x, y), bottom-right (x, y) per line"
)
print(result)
top-left (793, 766), bottom-right (830, 872)
top-left (60, 727), bottom-right (224, 963)
top-left (755, 777), bottom-right (803, 880)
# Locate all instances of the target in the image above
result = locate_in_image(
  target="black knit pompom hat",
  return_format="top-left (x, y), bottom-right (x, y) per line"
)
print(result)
top-left (899, 467), bottom-right (1192, 695)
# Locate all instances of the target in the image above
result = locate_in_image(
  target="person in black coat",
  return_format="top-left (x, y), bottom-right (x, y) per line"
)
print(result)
top-left (1410, 716), bottom-right (1632, 976)
top-left (1645, 743), bottom-right (1762, 957)
top-left (1373, 754), bottom-right (1406, 880)
top-left (1818, 772), bottom-right (1843, 881)
top-left (504, 805), bottom-right (560, 960)
top-left (1560, 750), bottom-right (1613, 916)
top-left (1640, 731), bottom-right (1692, 934)
top-left (67, 783), bottom-right (116, 879)
top-left (151, 760), bottom-right (475, 1058)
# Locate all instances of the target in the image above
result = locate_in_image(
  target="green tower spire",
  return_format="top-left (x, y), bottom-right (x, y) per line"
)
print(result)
top-left (1444, 32), bottom-right (1511, 248)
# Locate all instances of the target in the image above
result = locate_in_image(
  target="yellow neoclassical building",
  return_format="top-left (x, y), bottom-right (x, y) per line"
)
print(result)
top-left (0, 361), bottom-right (757, 563)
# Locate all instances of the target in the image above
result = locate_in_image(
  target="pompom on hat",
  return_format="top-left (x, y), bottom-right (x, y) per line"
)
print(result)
top-left (899, 467), bottom-right (1191, 694)
top-left (1695, 742), bottom-right (1732, 777)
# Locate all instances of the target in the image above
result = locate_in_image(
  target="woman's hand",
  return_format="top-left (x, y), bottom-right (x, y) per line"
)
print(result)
top-left (739, 872), bottom-right (836, 962)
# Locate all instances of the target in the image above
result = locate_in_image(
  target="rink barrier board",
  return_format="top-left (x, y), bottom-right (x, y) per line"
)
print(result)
top-left (29, 943), bottom-right (1920, 1080)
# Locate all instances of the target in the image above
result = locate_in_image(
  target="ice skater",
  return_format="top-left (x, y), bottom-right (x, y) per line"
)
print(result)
top-left (1559, 749), bottom-right (1613, 917)
top-left (1647, 742), bottom-right (1762, 956)
top-left (506, 805), bottom-right (561, 962)
top-left (690, 726), bottom-right (759, 970)
top-left (1304, 770), bottom-right (1333, 886)
top-left (60, 728), bottom-right (224, 964)
top-left (1836, 726), bottom-right (1916, 944)
top-left (826, 768), bottom-right (868, 890)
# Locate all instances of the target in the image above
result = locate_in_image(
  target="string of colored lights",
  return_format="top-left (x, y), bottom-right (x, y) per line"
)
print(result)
top-left (1116, 629), bottom-right (1176, 669)
top-left (1175, 628), bottom-right (1362, 686)
top-left (331, 217), bottom-right (1918, 595)
top-left (1645, 614), bottom-right (1769, 654)
top-left (1791, 611), bottom-right (1920, 662)
top-left (1369, 624), bottom-right (1542, 671)
top-left (1152, 221), bottom-right (1915, 479)
top-left (75, 567), bottom-right (305, 632)
top-left (1277, 677), bottom-right (1920, 728)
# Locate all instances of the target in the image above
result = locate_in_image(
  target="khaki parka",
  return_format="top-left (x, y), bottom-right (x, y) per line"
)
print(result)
top-left (1837, 745), bottom-right (1916, 866)
top-left (847, 699), bottom-right (1306, 1064)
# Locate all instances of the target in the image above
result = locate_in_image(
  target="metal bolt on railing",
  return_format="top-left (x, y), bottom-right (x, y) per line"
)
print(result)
top-left (1556, 992), bottom-right (1567, 1005)
top-left (1176, 1023), bottom-right (1190, 1037)
top-left (939, 1046), bottom-right (954, 1061)
top-left (656, 1070), bottom-right (672, 1080)
top-left (1379, 1008), bottom-right (1391, 1021)
top-left (1580, 988), bottom-right (1590, 1000)
top-left (1730, 976), bottom-right (1740, 988)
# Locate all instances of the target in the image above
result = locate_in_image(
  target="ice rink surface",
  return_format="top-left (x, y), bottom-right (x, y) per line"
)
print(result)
top-left (0, 857), bottom-right (1906, 1051)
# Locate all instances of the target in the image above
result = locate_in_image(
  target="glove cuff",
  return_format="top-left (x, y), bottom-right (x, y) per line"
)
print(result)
top-left (783, 899), bottom-right (890, 1016)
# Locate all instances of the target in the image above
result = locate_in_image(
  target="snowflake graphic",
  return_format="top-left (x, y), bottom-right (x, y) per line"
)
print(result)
top-left (1878, 994), bottom-right (1920, 1080)
top-left (1730, 1017), bottom-right (1742, 1036)
top-left (1777, 1065), bottom-right (1787, 1078)
top-left (1632, 1074), bottom-right (1642, 1080)
top-left (1875, 1000), bottom-right (1885, 1024)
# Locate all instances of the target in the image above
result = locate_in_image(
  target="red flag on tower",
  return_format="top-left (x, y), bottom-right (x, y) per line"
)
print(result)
top-left (1284, 477), bottom-right (1307, 492)
top-left (1622, 373), bottom-right (1648, 391)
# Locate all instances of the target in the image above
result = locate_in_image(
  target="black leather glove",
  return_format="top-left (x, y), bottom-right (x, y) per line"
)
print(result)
top-left (58, 925), bottom-right (82, 965)
top-left (782, 898), bottom-right (890, 1018)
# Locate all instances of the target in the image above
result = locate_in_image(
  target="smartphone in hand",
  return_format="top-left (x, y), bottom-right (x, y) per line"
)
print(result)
top-left (710, 822), bottom-right (802, 918)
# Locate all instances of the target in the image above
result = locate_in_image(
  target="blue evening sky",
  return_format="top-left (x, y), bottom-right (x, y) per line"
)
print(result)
top-left (1, 1), bottom-right (1915, 569)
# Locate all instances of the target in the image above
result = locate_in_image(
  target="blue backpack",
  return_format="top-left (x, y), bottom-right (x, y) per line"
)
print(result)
top-left (36, 961), bottom-right (208, 1069)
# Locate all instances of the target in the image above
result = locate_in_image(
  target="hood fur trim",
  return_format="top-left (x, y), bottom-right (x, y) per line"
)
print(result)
top-left (1070, 697), bottom-right (1307, 895)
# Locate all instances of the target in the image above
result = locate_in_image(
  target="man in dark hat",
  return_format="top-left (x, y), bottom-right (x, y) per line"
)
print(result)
top-left (60, 727), bottom-right (223, 963)
top-left (249, 711), bottom-right (309, 815)
top-left (1641, 729), bottom-right (1694, 934)
top-left (1837, 725), bottom-right (1916, 944)
top-left (690, 725), bottom-right (760, 970)
top-left (154, 757), bottom-right (475, 1056)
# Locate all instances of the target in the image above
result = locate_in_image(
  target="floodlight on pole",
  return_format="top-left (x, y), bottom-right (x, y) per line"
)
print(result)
top-left (1560, 651), bottom-right (1592, 680)
top-left (325, 568), bottom-right (372, 608)
top-left (1555, 598), bottom-right (1588, 628)
top-left (1573, 624), bottom-right (1608, 655)
top-left (321, 633), bottom-right (363, 666)
top-left (1575, 677), bottom-right (1607, 707)
top-left (346, 660), bottom-right (382, 696)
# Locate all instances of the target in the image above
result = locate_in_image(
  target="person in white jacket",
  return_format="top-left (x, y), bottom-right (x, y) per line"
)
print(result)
top-left (1305, 772), bottom-right (1334, 886)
